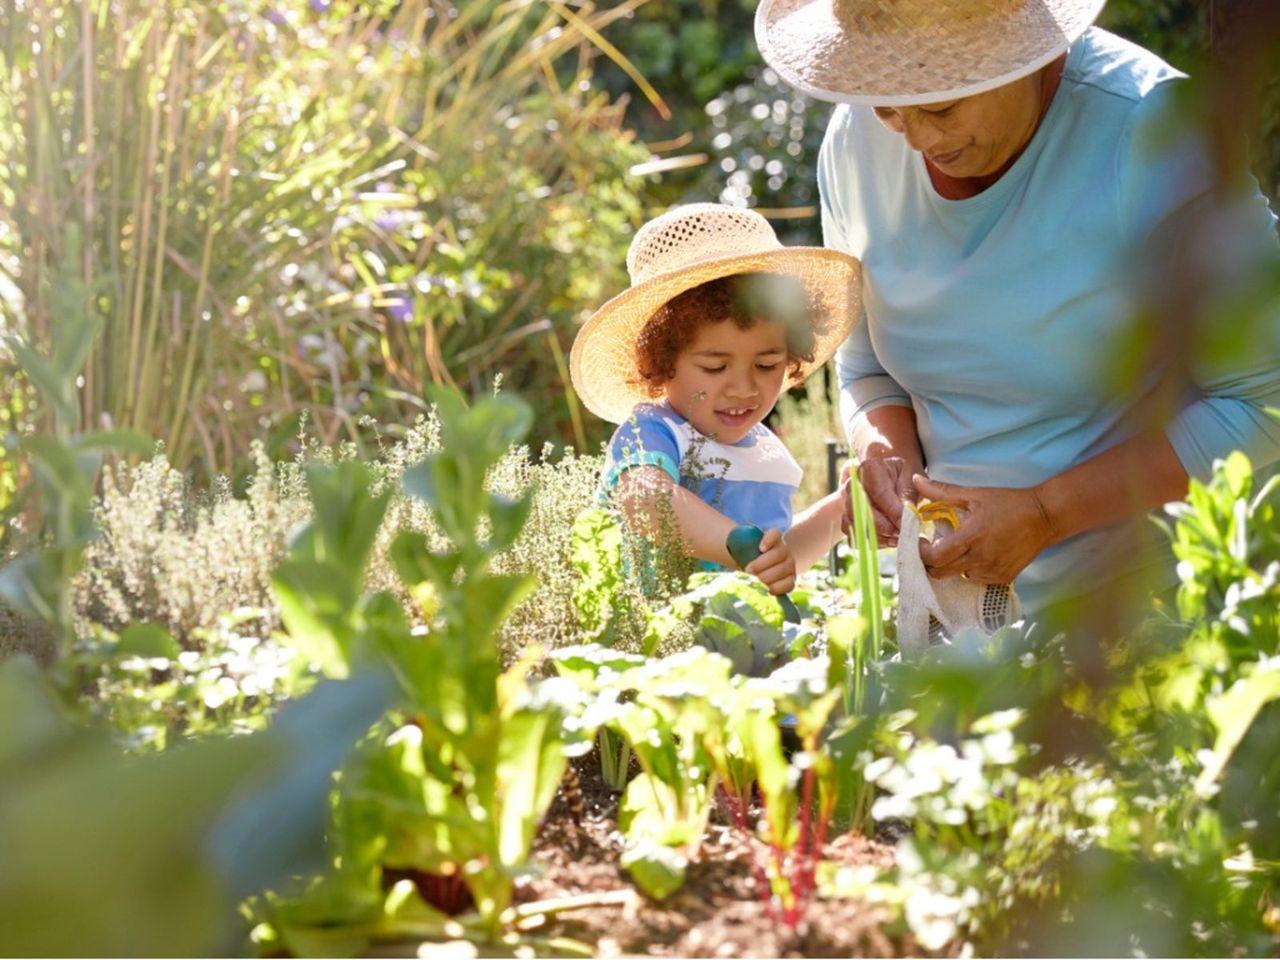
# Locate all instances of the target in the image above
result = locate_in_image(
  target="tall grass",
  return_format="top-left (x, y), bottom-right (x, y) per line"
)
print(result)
top-left (0, 0), bottom-right (650, 484)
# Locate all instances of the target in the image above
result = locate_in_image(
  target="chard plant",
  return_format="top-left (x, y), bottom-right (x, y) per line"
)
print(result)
top-left (606, 647), bottom-right (732, 899)
top-left (705, 646), bottom-right (872, 930)
top-left (252, 393), bottom-right (593, 956)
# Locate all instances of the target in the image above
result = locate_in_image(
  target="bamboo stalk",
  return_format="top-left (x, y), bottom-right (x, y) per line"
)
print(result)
top-left (80, 0), bottom-right (97, 430)
top-left (136, 32), bottom-right (182, 438)
top-left (122, 20), bottom-right (161, 425)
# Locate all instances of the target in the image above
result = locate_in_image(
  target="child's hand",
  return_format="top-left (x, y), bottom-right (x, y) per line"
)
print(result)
top-left (744, 528), bottom-right (796, 595)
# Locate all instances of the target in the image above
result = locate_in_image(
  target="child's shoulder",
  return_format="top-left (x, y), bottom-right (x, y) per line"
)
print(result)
top-left (608, 401), bottom-right (689, 452)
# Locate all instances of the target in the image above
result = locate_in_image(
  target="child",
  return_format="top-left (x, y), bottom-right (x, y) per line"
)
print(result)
top-left (569, 203), bottom-right (862, 595)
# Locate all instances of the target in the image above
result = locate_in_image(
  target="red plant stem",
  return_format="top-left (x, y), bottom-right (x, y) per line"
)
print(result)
top-left (798, 796), bottom-right (834, 912)
top-left (783, 763), bottom-right (817, 928)
top-left (718, 784), bottom-right (777, 923)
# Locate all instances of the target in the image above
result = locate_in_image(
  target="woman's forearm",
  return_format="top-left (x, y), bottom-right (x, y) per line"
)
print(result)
top-left (1034, 429), bottom-right (1189, 547)
top-left (851, 403), bottom-right (926, 468)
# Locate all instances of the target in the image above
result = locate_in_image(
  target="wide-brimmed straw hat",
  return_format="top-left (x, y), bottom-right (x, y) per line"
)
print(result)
top-left (570, 204), bottom-right (860, 425)
top-left (756, 0), bottom-right (1107, 106)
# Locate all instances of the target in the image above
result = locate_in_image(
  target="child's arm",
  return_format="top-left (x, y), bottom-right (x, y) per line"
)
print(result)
top-left (613, 466), bottom-right (796, 594)
top-left (784, 489), bottom-right (847, 573)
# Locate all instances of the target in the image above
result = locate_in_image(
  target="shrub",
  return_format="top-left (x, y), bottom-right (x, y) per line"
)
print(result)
top-left (76, 412), bottom-right (613, 662)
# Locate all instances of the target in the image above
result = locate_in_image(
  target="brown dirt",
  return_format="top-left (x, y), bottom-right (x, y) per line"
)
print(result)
top-left (513, 756), bottom-right (932, 958)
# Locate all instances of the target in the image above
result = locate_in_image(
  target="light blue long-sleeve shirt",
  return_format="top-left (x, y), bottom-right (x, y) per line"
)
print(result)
top-left (819, 27), bottom-right (1280, 614)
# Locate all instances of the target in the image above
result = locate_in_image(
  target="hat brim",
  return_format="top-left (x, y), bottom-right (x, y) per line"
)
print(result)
top-left (756, 0), bottom-right (1106, 106)
top-left (571, 247), bottom-right (861, 425)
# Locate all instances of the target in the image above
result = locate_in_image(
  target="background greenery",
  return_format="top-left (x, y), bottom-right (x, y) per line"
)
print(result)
top-left (0, 2), bottom-right (1277, 954)
top-left (5, 0), bottom-right (1269, 496)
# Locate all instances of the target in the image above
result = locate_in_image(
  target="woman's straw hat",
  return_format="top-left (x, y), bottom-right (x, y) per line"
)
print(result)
top-left (570, 203), bottom-right (860, 425)
top-left (756, 0), bottom-right (1107, 106)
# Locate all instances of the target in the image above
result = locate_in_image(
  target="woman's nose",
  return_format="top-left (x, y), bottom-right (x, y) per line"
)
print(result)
top-left (900, 113), bottom-right (945, 153)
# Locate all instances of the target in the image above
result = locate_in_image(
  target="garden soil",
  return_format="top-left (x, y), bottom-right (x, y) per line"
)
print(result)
top-left (510, 755), bottom-right (937, 958)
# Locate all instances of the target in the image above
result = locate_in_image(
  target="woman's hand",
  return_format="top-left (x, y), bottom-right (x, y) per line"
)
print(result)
top-left (844, 457), bottom-right (921, 547)
top-left (744, 527), bottom-right (797, 595)
top-left (913, 475), bottom-right (1054, 584)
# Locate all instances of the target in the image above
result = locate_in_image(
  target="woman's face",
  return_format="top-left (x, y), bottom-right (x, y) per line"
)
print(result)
top-left (871, 72), bottom-right (1047, 180)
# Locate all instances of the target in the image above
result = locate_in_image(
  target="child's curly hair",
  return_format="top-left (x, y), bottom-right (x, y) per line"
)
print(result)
top-left (633, 273), bottom-right (830, 397)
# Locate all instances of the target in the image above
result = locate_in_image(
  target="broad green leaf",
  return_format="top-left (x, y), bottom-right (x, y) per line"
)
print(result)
top-left (0, 549), bottom-right (75, 623)
top-left (0, 658), bottom-right (68, 766)
top-left (549, 643), bottom-right (647, 682)
top-left (272, 560), bottom-right (359, 678)
top-left (620, 841), bottom-right (687, 900)
top-left (1196, 662), bottom-right (1280, 796)
top-left (462, 394), bottom-right (534, 457)
top-left (303, 463), bottom-right (392, 573)
top-left (8, 340), bottom-right (75, 425)
top-left (495, 707), bottom-right (565, 867)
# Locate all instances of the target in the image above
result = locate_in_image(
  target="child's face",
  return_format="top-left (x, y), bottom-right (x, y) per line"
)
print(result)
top-left (665, 318), bottom-right (789, 443)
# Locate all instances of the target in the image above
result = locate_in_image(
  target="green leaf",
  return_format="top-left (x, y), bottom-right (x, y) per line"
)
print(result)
top-left (549, 643), bottom-right (647, 682)
top-left (495, 706), bottom-right (566, 867)
top-left (488, 491), bottom-right (534, 553)
top-left (272, 560), bottom-right (359, 678)
top-left (1196, 661), bottom-right (1280, 797)
top-left (569, 507), bottom-right (628, 641)
top-left (0, 657), bottom-right (69, 766)
top-left (0, 549), bottom-right (77, 623)
top-left (117, 623), bottom-right (182, 660)
top-left (8, 340), bottom-right (75, 425)
top-left (302, 462), bottom-right (392, 573)
top-left (620, 840), bottom-right (687, 900)
top-left (0, 665), bottom-right (388, 956)
top-left (462, 394), bottom-right (534, 458)
top-left (389, 529), bottom-right (460, 588)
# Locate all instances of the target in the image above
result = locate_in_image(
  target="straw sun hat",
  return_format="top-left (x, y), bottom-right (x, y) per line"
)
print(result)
top-left (570, 204), bottom-right (860, 425)
top-left (755, 0), bottom-right (1107, 106)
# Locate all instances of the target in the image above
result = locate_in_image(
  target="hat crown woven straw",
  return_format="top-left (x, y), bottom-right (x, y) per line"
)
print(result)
top-left (627, 204), bottom-right (785, 285)
top-left (756, 0), bottom-right (1106, 106)
top-left (841, 0), bottom-right (1027, 31)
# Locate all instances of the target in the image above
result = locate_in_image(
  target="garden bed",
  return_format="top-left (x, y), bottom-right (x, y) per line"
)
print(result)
top-left (510, 757), bottom-right (920, 959)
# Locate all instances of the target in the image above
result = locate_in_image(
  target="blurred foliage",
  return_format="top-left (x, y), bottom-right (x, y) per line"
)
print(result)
top-left (251, 394), bottom-right (587, 953)
top-left (0, 0), bottom-right (647, 489)
top-left (597, 0), bottom-right (1277, 246)
top-left (0, 653), bottom-right (390, 956)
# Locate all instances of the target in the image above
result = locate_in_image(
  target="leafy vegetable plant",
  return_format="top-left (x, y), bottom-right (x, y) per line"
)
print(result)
top-left (253, 393), bottom-right (588, 954)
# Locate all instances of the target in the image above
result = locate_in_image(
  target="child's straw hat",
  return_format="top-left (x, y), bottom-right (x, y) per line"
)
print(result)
top-left (756, 0), bottom-right (1106, 106)
top-left (570, 203), bottom-right (861, 425)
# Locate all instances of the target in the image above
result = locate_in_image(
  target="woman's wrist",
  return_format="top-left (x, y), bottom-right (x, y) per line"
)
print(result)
top-left (1029, 481), bottom-right (1061, 550)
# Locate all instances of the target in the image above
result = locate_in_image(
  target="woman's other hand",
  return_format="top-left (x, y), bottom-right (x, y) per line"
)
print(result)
top-left (745, 527), bottom-right (797, 595)
top-left (912, 474), bottom-right (1053, 584)
top-left (844, 457), bottom-right (921, 547)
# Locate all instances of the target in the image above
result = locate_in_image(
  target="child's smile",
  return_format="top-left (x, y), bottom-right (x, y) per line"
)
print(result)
top-left (665, 318), bottom-right (789, 443)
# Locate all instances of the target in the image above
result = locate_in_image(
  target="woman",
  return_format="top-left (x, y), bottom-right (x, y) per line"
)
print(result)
top-left (755, 0), bottom-right (1280, 617)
